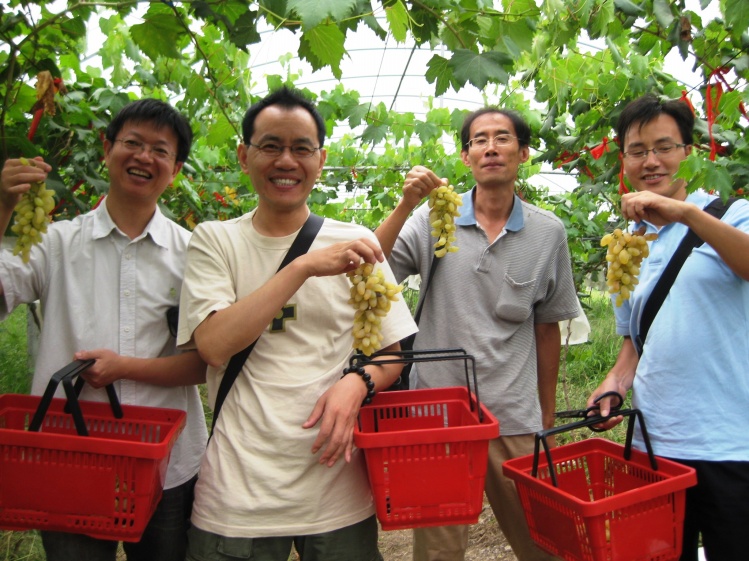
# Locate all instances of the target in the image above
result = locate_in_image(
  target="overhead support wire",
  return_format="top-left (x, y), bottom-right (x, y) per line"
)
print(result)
top-left (390, 43), bottom-right (417, 112)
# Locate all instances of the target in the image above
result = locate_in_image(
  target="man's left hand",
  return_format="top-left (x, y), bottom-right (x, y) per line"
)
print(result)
top-left (302, 374), bottom-right (367, 467)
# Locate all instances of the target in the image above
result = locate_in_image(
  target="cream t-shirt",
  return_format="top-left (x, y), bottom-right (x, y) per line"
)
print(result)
top-left (178, 211), bottom-right (417, 537)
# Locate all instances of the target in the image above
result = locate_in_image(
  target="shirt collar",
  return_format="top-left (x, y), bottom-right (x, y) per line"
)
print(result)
top-left (454, 187), bottom-right (525, 232)
top-left (92, 197), bottom-right (170, 248)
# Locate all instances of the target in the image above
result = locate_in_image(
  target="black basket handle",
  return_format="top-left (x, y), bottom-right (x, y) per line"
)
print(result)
top-left (28, 359), bottom-right (124, 436)
top-left (531, 395), bottom-right (658, 487)
top-left (349, 348), bottom-right (485, 423)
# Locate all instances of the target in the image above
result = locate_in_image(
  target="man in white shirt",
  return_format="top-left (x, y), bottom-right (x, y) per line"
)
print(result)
top-left (177, 86), bottom-right (416, 561)
top-left (0, 98), bottom-right (208, 561)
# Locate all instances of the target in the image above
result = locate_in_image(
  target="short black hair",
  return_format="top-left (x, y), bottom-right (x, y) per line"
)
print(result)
top-left (241, 86), bottom-right (326, 147)
top-left (105, 98), bottom-right (193, 163)
top-left (617, 93), bottom-right (694, 149)
top-left (460, 107), bottom-right (531, 151)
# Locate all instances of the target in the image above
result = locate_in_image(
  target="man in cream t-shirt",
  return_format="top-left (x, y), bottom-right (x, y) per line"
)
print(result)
top-left (178, 86), bottom-right (416, 561)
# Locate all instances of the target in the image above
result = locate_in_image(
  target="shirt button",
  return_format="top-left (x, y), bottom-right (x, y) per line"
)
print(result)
top-left (125, 253), bottom-right (132, 260)
top-left (124, 289), bottom-right (131, 297)
top-left (124, 327), bottom-right (131, 333)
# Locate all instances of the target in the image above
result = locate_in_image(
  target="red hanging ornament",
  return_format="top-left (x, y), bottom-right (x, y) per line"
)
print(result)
top-left (590, 137), bottom-right (609, 160)
top-left (706, 76), bottom-right (723, 162)
top-left (680, 91), bottom-right (695, 115)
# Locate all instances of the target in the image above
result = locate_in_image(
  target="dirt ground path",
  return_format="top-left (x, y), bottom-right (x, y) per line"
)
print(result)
top-left (377, 502), bottom-right (517, 561)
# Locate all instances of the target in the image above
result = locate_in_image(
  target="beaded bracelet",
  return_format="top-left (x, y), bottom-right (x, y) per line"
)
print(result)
top-left (342, 365), bottom-right (376, 405)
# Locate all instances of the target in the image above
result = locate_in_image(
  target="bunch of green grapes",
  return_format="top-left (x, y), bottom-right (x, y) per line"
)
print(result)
top-left (10, 157), bottom-right (55, 263)
top-left (601, 227), bottom-right (657, 306)
top-left (347, 262), bottom-right (403, 356)
top-left (429, 184), bottom-right (462, 257)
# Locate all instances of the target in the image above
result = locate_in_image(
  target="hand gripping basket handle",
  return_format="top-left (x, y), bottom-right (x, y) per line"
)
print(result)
top-left (350, 348), bottom-right (485, 422)
top-left (531, 398), bottom-right (659, 487)
top-left (28, 359), bottom-right (124, 436)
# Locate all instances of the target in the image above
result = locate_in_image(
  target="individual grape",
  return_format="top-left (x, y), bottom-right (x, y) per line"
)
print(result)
top-left (347, 262), bottom-right (403, 356)
top-left (601, 226), bottom-right (657, 306)
top-left (428, 184), bottom-right (462, 257)
top-left (10, 158), bottom-right (55, 263)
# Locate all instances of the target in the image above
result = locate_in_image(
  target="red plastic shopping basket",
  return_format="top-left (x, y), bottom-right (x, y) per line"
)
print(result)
top-left (0, 360), bottom-right (186, 542)
top-left (353, 349), bottom-right (500, 530)
top-left (503, 403), bottom-right (697, 561)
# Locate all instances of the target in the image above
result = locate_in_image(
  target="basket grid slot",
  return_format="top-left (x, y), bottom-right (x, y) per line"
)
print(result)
top-left (536, 453), bottom-right (670, 503)
top-left (35, 414), bottom-right (166, 443)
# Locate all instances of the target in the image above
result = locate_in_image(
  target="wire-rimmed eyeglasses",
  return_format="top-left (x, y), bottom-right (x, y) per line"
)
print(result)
top-left (115, 138), bottom-right (176, 161)
top-left (248, 142), bottom-right (321, 159)
top-left (467, 134), bottom-right (517, 151)
top-left (622, 143), bottom-right (687, 161)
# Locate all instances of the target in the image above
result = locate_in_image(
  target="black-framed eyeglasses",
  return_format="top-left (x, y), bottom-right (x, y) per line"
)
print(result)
top-left (467, 134), bottom-right (517, 151)
top-left (622, 143), bottom-right (687, 161)
top-left (248, 142), bottom-right (320, 159)
top-left (115, 138), bottom-right (176, 161)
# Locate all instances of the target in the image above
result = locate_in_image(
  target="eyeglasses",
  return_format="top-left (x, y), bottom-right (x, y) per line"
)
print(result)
top-left (248, 142), bottom-right (321, 159)
top-left (622, 143), bottom-right (687, 161)
top-left (115, 138), bottom-right (176, 161)
top-left (467, 134), bottom-right (517, 151)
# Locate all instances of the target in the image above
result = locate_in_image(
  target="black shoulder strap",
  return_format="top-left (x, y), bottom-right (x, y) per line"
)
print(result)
top-left (211, 213), bottom-right (324, 434)
top-left (389, 253), bottom-right (442, 391)
top-left (414, 253), bottom-right (441, 323)
top-left (635, 197), bottom-right (737, 356)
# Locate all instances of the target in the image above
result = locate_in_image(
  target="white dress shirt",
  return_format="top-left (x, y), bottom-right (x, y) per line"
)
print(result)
top-left (0, 198), bottom-right (207, 488)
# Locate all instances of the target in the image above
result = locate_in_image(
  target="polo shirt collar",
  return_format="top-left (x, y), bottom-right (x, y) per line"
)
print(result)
top-left (454, 187), bottom-right (525, 232)
top-left (92, 197), bottom-right (170, 248)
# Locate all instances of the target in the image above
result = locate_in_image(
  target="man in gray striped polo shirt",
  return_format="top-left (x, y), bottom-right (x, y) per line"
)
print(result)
top-left (376, 107), bottom-right (578, 561)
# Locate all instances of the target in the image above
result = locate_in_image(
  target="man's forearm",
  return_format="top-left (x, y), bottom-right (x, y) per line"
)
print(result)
top-left (374, 201), bottom-right (414, 258)
top-left (108, 350), bottom-right (207, 386)
top-left (535, 321), bottom-right (561, 429)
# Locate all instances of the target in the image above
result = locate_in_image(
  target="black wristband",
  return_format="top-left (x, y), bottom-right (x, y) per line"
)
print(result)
top-left (342, 365), bottom-right (376, 405)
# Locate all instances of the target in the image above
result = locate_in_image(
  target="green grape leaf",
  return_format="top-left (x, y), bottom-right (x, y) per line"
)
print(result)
top-left (652, 0), bottom-right (675, 29)
top-left (724, 0), bottom-right (749, 41)
top-left (385, 0), bottom-right (409, 43)
top-left (425, 54), bottom-right (458, 97)
top-left (449, 50), bottom-right (512, 89)
top-left (299, 24), bottom-right (346, 79)
top-left (206, 113), bottom-right (236, 147)
top-left (129, 14), bottom-right (185, 60)
top-left (287, 0), bottom-right (359, 29)
top-left (613, 0), bottom-right (644, 17)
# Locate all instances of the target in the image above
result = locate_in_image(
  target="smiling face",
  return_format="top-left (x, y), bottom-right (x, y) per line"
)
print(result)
top-left (103, 121), bottom-right (182, 207)
top-left (622, 113), bottom-right (691, 200)
top-left (460, 112), bottom-right (529, 190)
top-left (237, 105), bottom-right (326, 219)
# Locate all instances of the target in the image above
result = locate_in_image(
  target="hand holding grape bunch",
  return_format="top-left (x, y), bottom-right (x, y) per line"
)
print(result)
top-left (601, 226), bottom-right (657, 306)
top-left (10, 157), bottom-right (56, 263)
top-left (428, 184), bottom-right (462, 257)
top-left (347, 262), bottom-right (403, 356)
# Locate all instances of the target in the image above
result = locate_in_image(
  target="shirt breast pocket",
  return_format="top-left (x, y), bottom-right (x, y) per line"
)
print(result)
top-left (495, 274), bottom-right (536, 323)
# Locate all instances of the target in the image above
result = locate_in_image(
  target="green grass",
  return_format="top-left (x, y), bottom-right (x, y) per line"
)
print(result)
top-left (556, 290), bottom-right (627, 445)
top-left (558, 290), bottom-right (620, 412)
top-left (0, 306), bottom-right (45, 561)
top-left (0, 305), bottom-right (31, 395)
top-left (0, 293), bottom-right (626, 560)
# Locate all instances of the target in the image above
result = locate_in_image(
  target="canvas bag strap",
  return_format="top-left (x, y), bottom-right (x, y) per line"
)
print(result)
top-left (210, 213), bottom-right (324, 435)
top-left (635, 197), bottom-right (737, 356)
